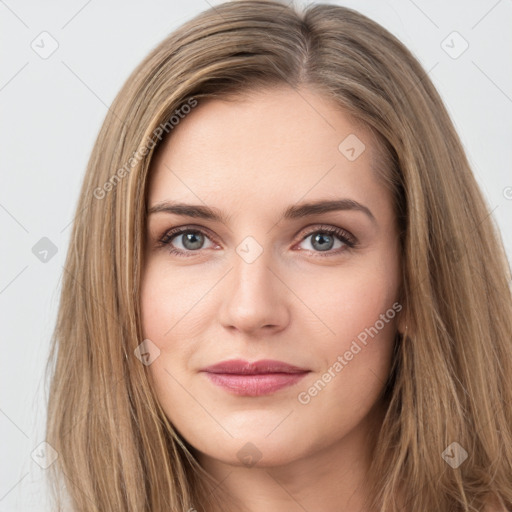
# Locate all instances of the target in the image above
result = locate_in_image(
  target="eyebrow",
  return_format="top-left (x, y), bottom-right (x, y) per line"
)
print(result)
top-left (148, 198), bottom-right (376, 224)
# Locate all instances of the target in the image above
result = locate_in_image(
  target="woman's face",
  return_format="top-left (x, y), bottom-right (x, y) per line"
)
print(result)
top-left (140, 86), bottom-right (402, 471)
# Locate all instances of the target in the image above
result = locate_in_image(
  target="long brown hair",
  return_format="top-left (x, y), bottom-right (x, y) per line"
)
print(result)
top-left (45, 1), bottom-right (512, 510)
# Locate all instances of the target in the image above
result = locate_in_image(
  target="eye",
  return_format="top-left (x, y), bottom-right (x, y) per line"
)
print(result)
top-left (157, 224), bottom-right (357, 258)
top-left (158, 226), bottom-right (217, 258)
top-left (295, 225), bottom-right (357, 257)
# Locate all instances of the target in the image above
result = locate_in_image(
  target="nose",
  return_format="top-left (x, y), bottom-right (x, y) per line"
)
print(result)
top-left (218, 249), bottom-right (290, 336)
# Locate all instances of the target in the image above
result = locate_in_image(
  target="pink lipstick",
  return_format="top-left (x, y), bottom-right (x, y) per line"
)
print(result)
top-left (200, 359), bottom-right (310, 396)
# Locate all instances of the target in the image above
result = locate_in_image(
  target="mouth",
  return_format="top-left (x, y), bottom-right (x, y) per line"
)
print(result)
top-left (200, 359), bottom-right (310, 396)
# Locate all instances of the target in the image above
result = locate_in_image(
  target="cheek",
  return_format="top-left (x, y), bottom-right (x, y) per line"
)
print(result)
top-left (139, 264), bottom-right (204, 423)
top-left (295, 258), bottom-right (400, 345)
top-left (291, 260), bottom-right (400, 403)
top-left (140, 259), bottom-right (212, 342)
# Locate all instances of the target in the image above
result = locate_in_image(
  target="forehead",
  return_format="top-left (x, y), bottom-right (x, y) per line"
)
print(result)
top-left (147, 86), bottom-right (391, 221)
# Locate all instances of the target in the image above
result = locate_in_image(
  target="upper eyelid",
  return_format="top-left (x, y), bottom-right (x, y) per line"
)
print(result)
top-left (159, 224), bottom-right (217, 244)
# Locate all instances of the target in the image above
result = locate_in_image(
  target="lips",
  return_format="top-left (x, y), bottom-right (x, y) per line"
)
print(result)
top-left (200, 359), bottom-right (310, 396)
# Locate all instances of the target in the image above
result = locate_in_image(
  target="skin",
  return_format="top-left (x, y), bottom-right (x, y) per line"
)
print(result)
top-left (140, 85), bottom-right (404, 512)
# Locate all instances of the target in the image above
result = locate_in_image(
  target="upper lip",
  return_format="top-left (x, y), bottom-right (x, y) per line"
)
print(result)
top-left (201, 359), bottom-right (309, 375)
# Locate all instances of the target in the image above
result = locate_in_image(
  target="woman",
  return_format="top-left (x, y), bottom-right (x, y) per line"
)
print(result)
top-left (45, 1), bottom-right (512, 510)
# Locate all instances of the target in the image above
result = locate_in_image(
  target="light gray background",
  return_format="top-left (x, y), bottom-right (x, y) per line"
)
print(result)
top-left (1, 0), bottom-right (511, 509)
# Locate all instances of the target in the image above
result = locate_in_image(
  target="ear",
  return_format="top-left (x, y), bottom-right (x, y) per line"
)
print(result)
top-left (396, 304), bottom-right (407, 336)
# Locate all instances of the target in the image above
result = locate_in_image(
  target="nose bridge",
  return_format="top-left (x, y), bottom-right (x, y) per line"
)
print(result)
top-left (231, 242), bottom-right (276, 307)
top-left (230, 230), bottom-right (275, 291)
top-left (218, 238), bottom-right (289, 334)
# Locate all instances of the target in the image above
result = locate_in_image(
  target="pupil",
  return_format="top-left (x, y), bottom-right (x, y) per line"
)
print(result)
top-left (313, 233), bottom-right (333, 251)
top-left (183, 232), bottom-right (203, 250)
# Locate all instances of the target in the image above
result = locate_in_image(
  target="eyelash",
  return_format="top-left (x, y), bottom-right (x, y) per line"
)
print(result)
top-left (156, 224), bottom-right (358, 259)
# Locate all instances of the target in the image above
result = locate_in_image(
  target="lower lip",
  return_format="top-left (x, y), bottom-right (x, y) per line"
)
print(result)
top-left (203, 372), bottom-right (308, 396)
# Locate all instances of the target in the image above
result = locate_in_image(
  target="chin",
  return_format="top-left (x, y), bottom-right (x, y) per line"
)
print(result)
top-left (190, 429), bottom-right (309, 469)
